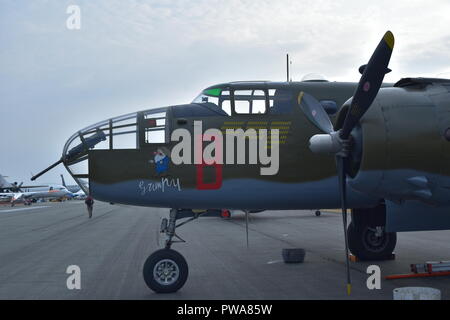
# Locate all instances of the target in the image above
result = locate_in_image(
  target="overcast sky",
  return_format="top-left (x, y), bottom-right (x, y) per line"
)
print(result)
top-left (1, 0), bottom-right (450, 185)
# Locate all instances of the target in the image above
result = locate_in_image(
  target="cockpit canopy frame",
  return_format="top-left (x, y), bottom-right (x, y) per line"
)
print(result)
top-left (192, 82), bottom-right (296, 116)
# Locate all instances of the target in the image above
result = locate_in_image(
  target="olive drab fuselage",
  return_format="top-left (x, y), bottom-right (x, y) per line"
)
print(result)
top-left (61, 79), bottom-right (450, 231)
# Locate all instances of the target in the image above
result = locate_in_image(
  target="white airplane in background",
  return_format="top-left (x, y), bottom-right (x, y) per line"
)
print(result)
top-left (60, 174), bottom-right (81, 193)
top-left (4, 186), bottom-right (73, 206)
top-left (60, 174), bottom-right (86, 199)
top-left (71, 189), bottom-right (87, 200)
top-left (0, 174), bottom-right (72, 206)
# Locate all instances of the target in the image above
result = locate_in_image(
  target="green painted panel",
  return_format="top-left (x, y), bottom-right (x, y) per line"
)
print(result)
top-left (204, 88), bottom-right (222, 97)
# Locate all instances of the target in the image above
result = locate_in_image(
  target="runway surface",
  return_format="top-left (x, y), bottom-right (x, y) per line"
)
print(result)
top-left (0, 201), bottom-right (449, 300)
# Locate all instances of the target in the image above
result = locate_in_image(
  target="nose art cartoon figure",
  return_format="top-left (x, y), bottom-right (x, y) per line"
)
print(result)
top-left (153, 148), bottom-right (169, 175)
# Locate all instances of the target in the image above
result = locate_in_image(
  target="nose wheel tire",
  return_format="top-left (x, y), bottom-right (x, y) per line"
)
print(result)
top-left (143, 248), bottom-right (188, 293)
top-left (347, 223), bottom-right (396, 261)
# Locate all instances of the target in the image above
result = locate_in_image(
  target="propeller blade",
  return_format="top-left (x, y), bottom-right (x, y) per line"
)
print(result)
top-left (308, 31), bottom-right (395, 296)
top-left (358, 64), bottom-right (391, 75)
top-left (337, 156), bottom-right (352, 295)
top-left (299, 92), bottom-right (334, 134)
top-left (341, 31), bottom-right (394, 139)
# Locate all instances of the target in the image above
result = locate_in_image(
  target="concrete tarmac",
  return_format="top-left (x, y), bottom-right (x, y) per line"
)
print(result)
top-left (0, 201), bottom-right (449, 300)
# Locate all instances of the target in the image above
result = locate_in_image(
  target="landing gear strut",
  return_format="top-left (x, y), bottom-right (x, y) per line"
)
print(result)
top-left (348, 204), bottom-right (397, 260)
top-left (143, 208), bottom-right (202, 293)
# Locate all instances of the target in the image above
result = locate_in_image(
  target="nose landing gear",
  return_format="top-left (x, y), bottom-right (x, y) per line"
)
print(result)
top-left (143, 208), bottom-right (203, 293)
top-left (143, 248), bottom-right (188, 293)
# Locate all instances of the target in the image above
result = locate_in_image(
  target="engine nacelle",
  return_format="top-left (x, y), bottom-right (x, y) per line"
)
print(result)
top-left (349, 79), bottom-right (450, 207)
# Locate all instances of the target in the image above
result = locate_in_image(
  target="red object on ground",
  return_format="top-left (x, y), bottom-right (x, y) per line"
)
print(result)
top-left (221, 210), bottom-right (231, 218)
top-left (385, 271), bottom-right (450, 280)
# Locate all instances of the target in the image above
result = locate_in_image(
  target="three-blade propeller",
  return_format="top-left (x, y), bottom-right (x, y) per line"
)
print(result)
top-left (308, 31), bottom-right (395, 295)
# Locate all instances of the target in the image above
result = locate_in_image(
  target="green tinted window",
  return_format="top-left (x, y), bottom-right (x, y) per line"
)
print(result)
top-left (204, 88), bottom-right (222, 97)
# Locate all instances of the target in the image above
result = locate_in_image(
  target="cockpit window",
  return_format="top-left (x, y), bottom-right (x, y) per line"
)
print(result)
top-left (193, 92), bottom-right (219, 107)
top-left (233, 89), bottom-right (267, 114)
top-left (194, 86), bottom-right (295, 116)
top-left (192, 88), bottom-right (231, 115)
top-left (143, 111), bottom-right (167, 144)
top-left (204, 88), bottom-right (221, 96)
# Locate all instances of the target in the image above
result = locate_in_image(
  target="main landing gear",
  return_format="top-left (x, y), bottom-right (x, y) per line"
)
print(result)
top-left (348, 204), bottom-right (397, 261)
top-left (143, 208), bottom-right (206, 293)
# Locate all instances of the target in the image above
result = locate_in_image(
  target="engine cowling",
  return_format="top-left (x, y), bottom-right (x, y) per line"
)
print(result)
top-left (349, 79), bottom-right (450, 206)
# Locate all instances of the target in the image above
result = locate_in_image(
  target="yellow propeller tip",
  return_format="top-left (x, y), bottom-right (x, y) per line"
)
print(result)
top-left (384, 31), bottom-right (395, 50)
top-left (347, 284), bottom-right (352, 295)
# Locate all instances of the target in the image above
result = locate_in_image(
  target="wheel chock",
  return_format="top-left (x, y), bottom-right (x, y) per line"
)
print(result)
top-left (282, 248), bottom-right (306, 263)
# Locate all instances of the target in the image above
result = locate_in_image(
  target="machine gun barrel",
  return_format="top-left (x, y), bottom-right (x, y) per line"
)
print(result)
top-left (31, 159), bottom-right (63, 181)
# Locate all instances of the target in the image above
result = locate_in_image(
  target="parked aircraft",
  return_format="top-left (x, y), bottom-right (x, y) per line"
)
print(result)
top-left (72, 189), bottom-right (87, 200)
top-left (60, 174), bottom-right (81, 193)
top-left (1, 175), bottom-right (73, 206)
top-left (0, 174), bottom-right (45, 193)
top-left (6, 185), bottom-right (73, 206)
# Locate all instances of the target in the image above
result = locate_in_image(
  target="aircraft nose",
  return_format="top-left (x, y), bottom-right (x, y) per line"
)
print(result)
top-left (60, 110), bottom-right (137, 197)
top-left (61, 107), bottom-right (167, 197)
top-left (33, 106), bottom-right (168, 198)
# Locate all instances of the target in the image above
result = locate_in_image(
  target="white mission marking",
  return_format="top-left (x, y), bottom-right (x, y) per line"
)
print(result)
top-left (0, 206), bottom-right (51, 213)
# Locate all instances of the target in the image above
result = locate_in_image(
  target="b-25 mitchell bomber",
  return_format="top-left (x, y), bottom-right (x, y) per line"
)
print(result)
top-left (33, 31), bottom-right (450, 294)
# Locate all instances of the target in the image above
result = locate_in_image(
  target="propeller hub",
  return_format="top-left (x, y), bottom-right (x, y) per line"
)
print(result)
top-left (309, 131), bottom-right (352, 157)
top-left (309, 132), bottom-right (341, 154)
